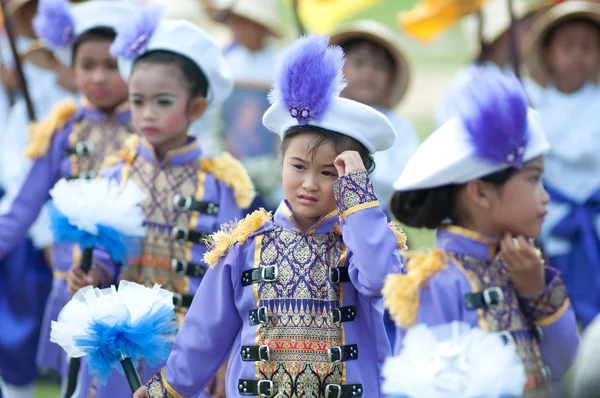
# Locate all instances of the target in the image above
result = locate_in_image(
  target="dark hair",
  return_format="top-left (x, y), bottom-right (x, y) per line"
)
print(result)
top-left (339, 38), bottom-right (395, 70)
top-left (72, 27), bottom-right (117, 64)
top-left (390, 167), bottom-right (517, 229)
top-left (543, 18), bottom-right (600, 48)
top-left (281, 125), bottom-right (375, 174)
top-left (132, 50), bottom-right (209, 98)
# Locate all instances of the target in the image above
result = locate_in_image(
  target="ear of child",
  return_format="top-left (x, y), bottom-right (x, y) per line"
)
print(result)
top-left (334, 150), bottom-right (366, 176)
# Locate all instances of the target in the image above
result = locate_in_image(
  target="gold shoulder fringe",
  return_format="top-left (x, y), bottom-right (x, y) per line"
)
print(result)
top-left (25, 98), bottom-right (78, 160)
top-left (204, 208), bottom-right (272, 267)
top-left (201, 152), bottom-right (256, 209)
top-left (389, 221), bottom-right (408, 250)
top-left (102, 135), bottom-right (140, 169)
top-left (382, 249), bottom-right (447, 328)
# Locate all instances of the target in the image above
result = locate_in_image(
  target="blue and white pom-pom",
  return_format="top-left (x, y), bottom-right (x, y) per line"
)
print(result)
top-left (49, 178), bottom-right (146, 263)
top-left (33, 0), bottom-right (76, 50)
top-left (109, 5), bottom-right (162, 60)
top-left (268, 34), bottom-right (347, 124)
top-left (51, 281), bottom-right (177, 384)
top-left (383, 322), bottom-right (526, 398)
top-left (457, 71), bottom-right (529, 169)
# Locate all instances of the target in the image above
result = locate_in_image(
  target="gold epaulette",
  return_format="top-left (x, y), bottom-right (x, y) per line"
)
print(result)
top-left (102, 135), bottom-right (140, 169)
top-left (25, 98), bottom-right (78, 160)
top-left (382, 249), bottom-right (447, 328)
top-left (200, 152), bottom-right (256, 209)
top-left (204, 209), bottom-right (272, 267)
top-left (389, 221), bottom-right (408, 250)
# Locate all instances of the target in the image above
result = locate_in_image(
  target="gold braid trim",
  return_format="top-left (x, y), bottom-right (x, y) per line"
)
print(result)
top-left (200, 152), bottom-right (256, 209)
top-left (203, 208), bottom-right (272, 267)
top-left (102, 135), bottom-right (140, 169)
top-left (25, 98), bottom-right (78, 160)
top-left (382, 249), bottom-right (447, 328)
top-left (389, 221), bottom-right (408, 250)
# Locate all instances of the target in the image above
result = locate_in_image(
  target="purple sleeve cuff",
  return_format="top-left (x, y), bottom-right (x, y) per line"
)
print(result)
top-left (333, 171), bottom-right (379, 220)
top-left (519, 267), bottom-right (570, 326)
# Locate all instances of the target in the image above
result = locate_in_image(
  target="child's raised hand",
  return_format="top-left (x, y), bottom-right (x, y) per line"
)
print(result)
top-left (500, 233), bottom-right (545, 297)
top-left (132, 386), bottom-right (149, 398)
top-left (334, 151), bottom-right (366, 176)
top-left (67, 265), bottom-right (100, 296)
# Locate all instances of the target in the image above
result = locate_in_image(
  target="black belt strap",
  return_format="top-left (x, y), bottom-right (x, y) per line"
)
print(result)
top-left (325, 383), bottom-right (363, 397)
top-left (241, 345), bottom-right (270, 361)
top-left (327, 344), bottom-right (358, 362)
top-left (249, 306), bottom-right (268, 326)
top-left (65, 171), bottom-right (96, 181)
top-left (464, 287), bottom-right (504, 310)
top-left (238, 379), bottom-right (274, 396)
top-left (329, 267), bottom-right (350, 283)
top-left (64, 141), bottom-right (94, 156)
top-left (172, 293), bottom-right (193, 308)
top-left (331, 306), bottom-right (356, 324)
top-left (171, 259), bottom-right (207, 278)
top-left (171, 227), bottom-right (210, 244)
top-left (172, 194), bottom-right (219, 215)
top-left (241, 265), bottom-right (278, 286)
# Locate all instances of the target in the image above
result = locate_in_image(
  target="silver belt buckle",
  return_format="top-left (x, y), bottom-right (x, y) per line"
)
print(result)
top-left (261, 266), bottom-right (279, 282)
top-left (258, 345), bottom-right (270, 361)
top-left (483, 286), bottom-right (504, 308)
top-left (324, 384), bottom-right (342, 398)
top-left (173, 194), bottom-right (192, 211)
top-left (498, 331), bottom-right (515, 347)
top-left (257, 380), bottom-right (274, 397)
top-left (171, 227), bottom-right (189, 242)
top-left (327, 346), bottom-right (342, 363)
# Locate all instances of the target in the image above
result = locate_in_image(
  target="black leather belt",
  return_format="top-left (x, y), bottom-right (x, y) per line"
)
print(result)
top-left (172, 259), bottom-right (207, 278)
top-left (171, 227), bottom-right (210, 244)
top-left (172, 194), bottom-right (219, 215)
top-left (64, 141), bottom-right (94, 156)
top-left (325, 383), bottom-right (363, 397)
top-left (464, 287), bottom-right (504, 310)
top-left (172, 293), bottom-right (193, 308)
top-left (329, 267), bottom-right (350, 283)
top-left (241, 265), bottom-right (278, 286)
top-left (327, 344), bottom-right (358, 362)
top-left (241, 345), bottom-right (270, 361)
top-left (498, 326), bottom-right (544, 346)
top-left (249, 306), bottom-right (268, 326)
top-left (238, 379), bottom-right (274, 396)
top-left (331, 306), bottom-right (356, 324)
top-left (65, 171), bottom-right (96, 180)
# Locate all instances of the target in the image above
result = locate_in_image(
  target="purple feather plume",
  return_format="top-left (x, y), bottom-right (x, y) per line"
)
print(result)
top-left (33, 0), bottom-right (75, 49)
top-left (457, 70), bottom-right (529, 168)
top-left (269, 34), bottom-right (346, 124)
top-left (109, 5), bottom-right (163, 60)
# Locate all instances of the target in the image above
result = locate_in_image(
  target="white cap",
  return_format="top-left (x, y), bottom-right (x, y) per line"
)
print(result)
top-left (393, 109), bottom-right (549, 191)
top-left (114, 17), bottom-right (234, 109)
top-left (263, 96), bottom-right (396, 154)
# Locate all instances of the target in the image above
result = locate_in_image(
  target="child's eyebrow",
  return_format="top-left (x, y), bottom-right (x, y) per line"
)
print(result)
top-left (524, 165), bottom-right (544, 173)
top-left (291, 157), bottom-right (306, 163)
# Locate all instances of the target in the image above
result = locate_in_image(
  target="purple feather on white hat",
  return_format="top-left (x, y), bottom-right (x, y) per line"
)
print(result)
top-left (268, 35), bottom-right (347, 125)
top-left (33, 0), bottom-right (76, 50)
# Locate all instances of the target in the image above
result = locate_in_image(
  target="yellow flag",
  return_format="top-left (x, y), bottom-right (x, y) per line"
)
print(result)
top-left (296, 0), bottom-right (381, 35)
top-left (398, 0), bottom-right (490, 43)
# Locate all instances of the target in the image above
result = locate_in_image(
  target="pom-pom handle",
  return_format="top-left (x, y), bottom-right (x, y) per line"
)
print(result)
top-left (64, 358), bottom-right (81, 398)
top-left (80, 247), bottom-right (93, 274)
top-left (120, 354), bottom-right (142, 392)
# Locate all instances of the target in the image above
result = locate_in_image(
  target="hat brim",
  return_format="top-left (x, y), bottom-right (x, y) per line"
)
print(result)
top-left (524, 1), bottom-right (600, 87)
top-left (330, 23), bottom-right (410, 109)
top-left (21, 38), bottom-right (60, 70)
top-left (210, 7), bottom-right (281, 37)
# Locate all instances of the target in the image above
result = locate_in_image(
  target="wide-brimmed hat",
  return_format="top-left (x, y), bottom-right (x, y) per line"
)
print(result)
top-left (329, 20), bottom-right (410, 108)
top-left (209, 0), bottom-right (282, 37)
top-left (524, 0), bottom-right (600, 87)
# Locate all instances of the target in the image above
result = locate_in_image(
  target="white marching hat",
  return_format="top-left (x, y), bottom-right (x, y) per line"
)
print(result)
top-left (110, 8), bottom-right (233, 109)
top-left (393, 70), bottom-right (550, 191)
top-left (33, 0), bottom-right (140, 66)
top-left (262, 34), bottom-right (396, 154)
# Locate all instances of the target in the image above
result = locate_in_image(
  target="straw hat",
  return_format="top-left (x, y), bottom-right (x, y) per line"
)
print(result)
top-left (20, 37), bottom-right (60, 70)
top-left (209, 0), bottom-right (282, 37)
top-left (524, 0), bottom-right (600, 87)
top-left (329, 20), bottom-right (410, 108)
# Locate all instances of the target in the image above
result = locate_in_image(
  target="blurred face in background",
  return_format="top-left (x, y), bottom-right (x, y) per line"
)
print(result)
top-left (227, 14), bottom-right (269, 51)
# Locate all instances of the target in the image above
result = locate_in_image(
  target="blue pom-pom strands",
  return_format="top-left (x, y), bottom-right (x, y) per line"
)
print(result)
top-left (109, 5), bottom-right (163, 60)
top-left (269, 34), bottom-right (347, 124)
top-left (457, 71), bottom-right (529, 169)
top-left (33, 0), bottom-right (76, 49)
top-left (51, 281), bottom-right (177, 392)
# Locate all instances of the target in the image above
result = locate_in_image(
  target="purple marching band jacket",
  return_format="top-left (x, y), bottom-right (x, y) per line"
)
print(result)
top-left (143, 170), bottom-right (407, 398)
top-left (0, 96), bottom-right (134, 374)
top-left (383, 225), bottom-right (581, 397)
top-left (71, 135), bottom-right (253, 398)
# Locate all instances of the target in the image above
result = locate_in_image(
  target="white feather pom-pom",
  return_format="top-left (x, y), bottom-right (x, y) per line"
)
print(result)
top-left (383, 322), bottom-right (526, 398)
